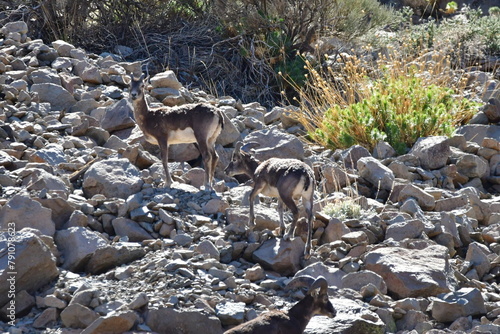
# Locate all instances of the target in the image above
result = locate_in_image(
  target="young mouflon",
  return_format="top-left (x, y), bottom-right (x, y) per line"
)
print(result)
top-left (225, 141), bottom-right (315, 258)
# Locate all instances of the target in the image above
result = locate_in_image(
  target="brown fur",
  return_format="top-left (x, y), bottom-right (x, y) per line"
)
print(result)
top-left (224, 277), bottom-right (336, 334)
top-left (129, 74), bottom-right (224, 189)
top-left (225, 144), bottom-right (315, 258)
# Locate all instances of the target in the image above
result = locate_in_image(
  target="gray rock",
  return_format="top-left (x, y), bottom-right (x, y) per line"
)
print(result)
top-left (252, 237), bottom-right (305, 276)
top-left (55, 227), bottom-right (108, 272)
top-left (33, 307), bottom-right (58, 328)
top-left (456, 153), bottom-right (489, 178)
top-left (81, 310), bottom-right (138, 334)
top-left (0, 229), bottom-right (58, 308)
top-left (149, 70), bottom-right (183, 89)
top-left (0, 193), bottom-right (55, 236)
top-left (83, 158), bottom-right (144, 199)
top-left (111, 217), bottom-right (152, 242)
top-left (0, 290), bottom-right (35, 321)
top-left (357, 156), bottom-right (395, 191)
top-left (385, 219), bottom-right (425, 241)
top-left (30, 69), bottom-right (62, 85)
top-left (61, 304), bottom-right (99, 329)
top-left (195, 240), bottom-right (220, 261)
top-left (305, 298), bottom-right (385, 334)
top-left (146, 307), bottom-right (223, 334)
top-left (52, 40), bottom-right (76, 57)
top-left (341, 145), bottom-right (371, 170)
top-left (101, 99), bottom-right (136, 132)
top-left (243, 127), bottom-right (304, 161)
top-left (320, 217), bottom-right (351, 244)
top-left (341, 270), bottom-right (388, 294)
top-left (216, 301), bottom-right (246, 326)
top-left (295, 261), bottom-right (345, 289)
top-left (31, 83), bottom-right (76, 111)
top-left (85, 242), bottom-right (146, 274)
top-left (216, 112), bottom-right (240, 146)
top-left (456, 125), bottom-right (500, 146)
top-left (364, 245), bottom-right (455, 298)
top-left (373, 141), bottom-right (396, 159)
top-left (22, 168), bottom-right (69, 194)
top-left (409, 136), bottom-right (450, 170)
top-left (398, 184), bottom-right (435, 210)
top-left (431, 288), bottom-right (486, 323)
top-left (465, 242), bottom-right (491, 279)
top-left (225, 206), bottom-right (280, 234)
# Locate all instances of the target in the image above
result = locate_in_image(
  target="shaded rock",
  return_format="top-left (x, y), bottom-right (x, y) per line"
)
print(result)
top-left (81, 310), bottom-right (138, 334)
top-left (252, 237), bottom-right (305, 276)
top-left (456, 154), bottom-right (489, 178)
top-left (364, 245), bottom-right (455, 298)
top-left (33, 307), bottom-right (58, 329)
top-left (36, 196), bottom-right (75, 230)
top-left (357, 156), bottom-right (395, 191)
top-left (409, 136), bottom-right (450, 170)
top-left (146, 307), bottom-right (223, 334)
top-left (83, 158), bottom-right (144, 199)
top-left (322, 164), bottom-right (355, 193)
top-left (0, 229), bottom-right (58, 307)
top-left (61, 304), bottom-right (99, 329)
top-left (31, 83), bottom-right (76, 111)
top-left (0, 193), bottom-right (55, 236)
top-left (431, 288), bottom-right (486, 323)
top-left (341, 270), bottom-right (388, 294)
top-left (55, 227), bottom-right (108, 272)
top-left (0, 290), bottom-right (35, 320)
top-left (398, 184), bottom-right (435, 210)
top-left (85, 242), bottom-right (146, 274)
top-left (465, 242), bottom-right (491, 279)
top-left (320, 218), bottom-right (351, 244)
top-left (385, 219), bottom-right (425, 241)
top-left (101, 99), bottom-right (136, 132)
top-left (111, 217), bottom-right (152, 242)
top-left (341, 145), bottom-right (371, 170)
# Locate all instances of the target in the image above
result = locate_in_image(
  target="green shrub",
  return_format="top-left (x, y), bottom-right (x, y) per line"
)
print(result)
top-left (313, 73), bottom-right (478, 154)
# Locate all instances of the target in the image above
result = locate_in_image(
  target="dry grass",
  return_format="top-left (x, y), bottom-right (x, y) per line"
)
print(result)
top-left (284, 43), bottom-right (479, 153)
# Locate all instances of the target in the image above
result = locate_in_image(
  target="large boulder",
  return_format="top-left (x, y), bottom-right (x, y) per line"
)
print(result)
top-left (0, 229), bottom-right (58, 308)
top-left (364, 245), bottom-right (455, 298)
top-left (357, 157), bottom-right (395, 191)
top-left (0, 193), bottom-right (55, 237)
top-left (409, 136), bottom-right (450, 170)
top-left (83, 158), bottom-right (144, 199)
top-left (146, 307), bottom-right (223, 334)
top-left (30, 83), bottom-right (76, 111)
top-left (101, 99), bottom-right (136, 132)
top-left (242, 127), bottom-right (304, 161)
top-left (252, 237), bottom-right (305, 276)
top-left (431, 288), bottom-right (486, 323)
top-left (55, 227), bottom-right (108, 272)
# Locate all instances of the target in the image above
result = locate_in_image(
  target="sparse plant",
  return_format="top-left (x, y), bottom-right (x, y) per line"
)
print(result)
top-left (322, 200), bottom-right (362, 220)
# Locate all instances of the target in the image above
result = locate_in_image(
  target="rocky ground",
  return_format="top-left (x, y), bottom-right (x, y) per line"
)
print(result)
top-left (0, 20), bottom-right (500, 334)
